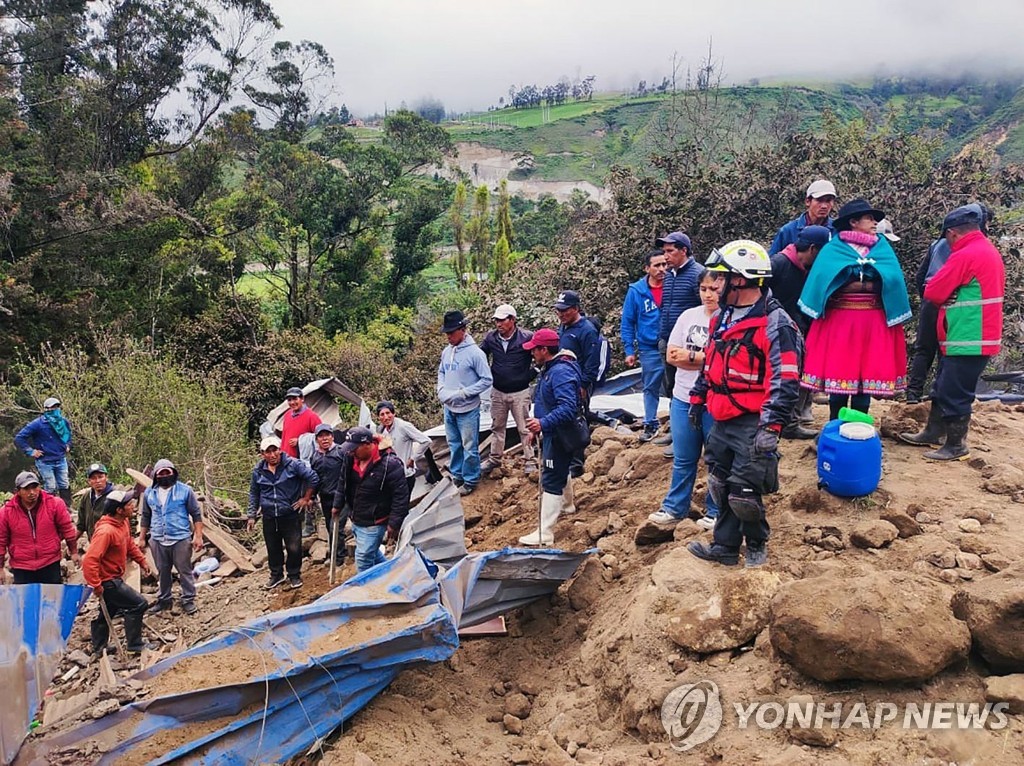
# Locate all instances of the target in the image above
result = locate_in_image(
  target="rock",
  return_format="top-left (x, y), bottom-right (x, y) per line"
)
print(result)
top-left (503, 714), bottom-right (524, 735)
top-left (626, 450), bottom-right (665, 481)
top-left (250, 547), bottom-right (268, 568)
top-left (770, 570), bottom-right (971, 682)
top-left (654, 548), bottom-right (781, 653)
top-left (955, 551), bottom-right (984, 570)
top-left (308, 541), bottom-right (329, 563)
top-left (607, 513), bottom-right (624, 533)
top-left (606, 452), bottom-right (633, 482)
top-left (633, 520), bottom-right (675, 546)
top-left (879, 510), bottom-right (923, 538)
top-left (850, 520), bottom-right (899, 549)
top-left (952, 562), bottom-right (1024, 672)
top-left (464, 511), bottom-right (484, 529)
top-left (354, 753), bottom-right (377, 766)
top-left (921, 539), bottom-right (958, 569)
top-left (672, 519), bottom-right (701, 541)
top-left (802, 527), bottom-right (823, 545)
top-left (589, 426), bottom-right (624, 447)
top-left (984, 674), bottom-right (1024, 714)
top-left (67, 650), bottom-right (92, 668)
top-left (983, 464), bottom-right (1024, 495)
top-left (586, 516), bottom-right (610, 541)
top-left (529, 731), bottom-right (575, 766)
top-left (585, 441), bottom-right (624, 475)
top-left (567, 558), bottom-right (604, 611)
top-left (89, 698), bottom-right (121, 719)
top-left (486, 709), bottom-right (504, 723)
top-left (962, 508), bottom-right (995, 524)
top-left (937, 569), bottom-right (961, 585)
top-left (915, 511), bottom-right (939, 525)
top-left (818, 535), bottom-right (845, 552)
top-left (504, 692), bottom-right (532, 719)
top-left (958, 536), bottom-right (993, 555)
top-left (575, 748), bottom-right (602, 764)
top-left (982, 553), bottom-right (1011, 572)
top-left (787, 694), bottom-right (838, 747)
top-left (958, 518), bottom-right (983, 534)
top-left (600, 554), bottom-right (618, 569)
top-left (581, 472), bottom-right (595, 484)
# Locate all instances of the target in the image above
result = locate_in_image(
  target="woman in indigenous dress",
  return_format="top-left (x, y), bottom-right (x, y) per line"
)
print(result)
top-left (798, 198), bottom-right (911, 420)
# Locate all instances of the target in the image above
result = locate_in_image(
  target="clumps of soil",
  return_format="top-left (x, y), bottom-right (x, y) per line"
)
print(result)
top-left (147, 647), bottom-right (270, 697)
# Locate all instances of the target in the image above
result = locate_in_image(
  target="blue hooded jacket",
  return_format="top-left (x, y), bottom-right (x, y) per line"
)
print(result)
top-left (620, 276), bottom-right (661, 354)
top-left (247, 453), bottom-right (320, 520)
top-left (15, 415), bottom-right (71, 465)
top-left (534, 353), bottom-right (583, 433)
top-left (558, 316), bottom-right (603, 389)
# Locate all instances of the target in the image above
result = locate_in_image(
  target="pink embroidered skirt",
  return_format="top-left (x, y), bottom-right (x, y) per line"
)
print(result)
top-left (801, 293), bottom-right (907, 396)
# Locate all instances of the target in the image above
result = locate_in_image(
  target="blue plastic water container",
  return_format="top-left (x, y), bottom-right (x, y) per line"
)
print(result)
top-left (817, 419), bottom-right (883, 497)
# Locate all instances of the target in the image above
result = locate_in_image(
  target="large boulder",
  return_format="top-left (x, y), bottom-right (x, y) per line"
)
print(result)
top-left (770, 571), bottom-right (970, 682)
top-left (586, 441), bottom-right (624, 475)
top-left (653, 547), bottom-right (781, 653)
top-left (952, 562), bottom-right (1024, 672)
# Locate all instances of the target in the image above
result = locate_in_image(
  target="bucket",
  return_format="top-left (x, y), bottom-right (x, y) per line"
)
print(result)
top-left (817, 419), bottom-right (882, 497)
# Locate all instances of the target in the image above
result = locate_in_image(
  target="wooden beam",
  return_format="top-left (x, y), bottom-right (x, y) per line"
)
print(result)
top-left (201, 522), bottom-right (256, 573)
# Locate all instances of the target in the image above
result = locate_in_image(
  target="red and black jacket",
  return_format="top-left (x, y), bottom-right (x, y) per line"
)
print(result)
top-left (690, 293), bottom-right (802, 429)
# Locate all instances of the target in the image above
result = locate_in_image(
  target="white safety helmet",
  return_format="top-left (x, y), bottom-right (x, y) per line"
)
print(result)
top-left (706, 240), bottom-right (772, 282)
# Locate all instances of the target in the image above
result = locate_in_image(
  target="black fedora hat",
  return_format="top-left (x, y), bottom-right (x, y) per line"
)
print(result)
top-left (441, 310), bottom-right (468, 333)
top-left (834, 198), bottom-right (886, 231)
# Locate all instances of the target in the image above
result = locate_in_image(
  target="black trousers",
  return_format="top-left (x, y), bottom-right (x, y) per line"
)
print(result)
top-left (659, 339), bottom-right (677, 399)
top-left (907, 301), bottom-right (939, 397)
top-left (262, 513), bottom-right (303, 579)
top-left (706, 414), bottom-right (776, 550)
top-left (569, 385), bottom-right (593, 477)
top-left (320, 491), bottom-right (347, 563)
top-left (932, 355), bottom-right (989, 418)
top-left (12, 561), bottom-right (62, 584)
top-left (90, 577), bottom-right (148, 652)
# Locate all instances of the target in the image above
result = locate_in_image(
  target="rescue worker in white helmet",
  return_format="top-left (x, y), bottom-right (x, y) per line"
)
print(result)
top-left (686, 240), bottom-right (802, 567)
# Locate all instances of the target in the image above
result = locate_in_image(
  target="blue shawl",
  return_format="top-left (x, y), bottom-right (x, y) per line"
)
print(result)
top-left (798, 236), bottom-right (911, 327)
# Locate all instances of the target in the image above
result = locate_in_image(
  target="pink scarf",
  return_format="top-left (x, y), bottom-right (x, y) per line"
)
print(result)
top-left (839, 230), bottom-right (878, 256)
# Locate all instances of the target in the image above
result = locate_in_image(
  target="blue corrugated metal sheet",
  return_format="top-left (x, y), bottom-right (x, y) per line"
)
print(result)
top-left (0, 583), bottom-right (89, 764)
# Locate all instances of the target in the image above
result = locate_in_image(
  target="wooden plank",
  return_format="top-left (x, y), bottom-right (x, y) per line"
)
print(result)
top-left (458, 616), bottom-right (507, 638)
top-left (212, 560), bottom-right (238, 578)
top-left (43, 691), bottom-right (91, 727)
top-left (124, 560), bottom-right (141, 592)
top-left (98, 652), bottom-right (117, 687)
top-left (202, 523), bottom-right (255, 573)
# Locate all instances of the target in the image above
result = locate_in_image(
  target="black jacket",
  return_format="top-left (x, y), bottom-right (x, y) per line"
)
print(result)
top-left (333, 447), bottom-right (410, 530)
top-left (769, 251), bottom-right (811, 335)
top-left (480, 327), bottom-right (536, 393)
top-left (310, 444), bottom-right (346, 502)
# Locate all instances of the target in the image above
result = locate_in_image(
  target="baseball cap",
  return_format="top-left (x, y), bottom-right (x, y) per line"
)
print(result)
top-left (285, 387), bottom-right (304, 399)
top-left (87, 462), bottom-right (108, 477)
top-left (15, 471), bottom-right (41, 489)
top-left (876, 218), bottom-right (900, 242)
top-left (942, 205), bottom-right (983, 234)
top-left (314, 423), bottom-right (334, 436)
top-left (259, 435), bottom-right (282, 452)
top-left (553, 291), bottom-right (581, 310)
top-left (522, 328), bottom-right (561, 349)
top-left (806, 180), bottom-right (837, 199)
top-left (106, 489), bottom-right (135, 509)
top-left (796, 225), bottom-right (832, 249)
top-left (345, 426), bottom-right (375, 445)
top-left (654, 232), bottom-right (692, 250)
top-left (492, 304), bottom-right (517, 320)
top-left (42, 397), bottom-right (61, 410)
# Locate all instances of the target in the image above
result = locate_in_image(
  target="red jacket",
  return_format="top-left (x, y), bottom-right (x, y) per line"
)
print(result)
top-left (280, 406), bottom-right (322, 458)
top-left (82, 514), bottom-right (147, 588)
top-left (690, 294), bottom-right (803, 427)
top-left (0, 491), bottom-right (77, 571)
top-left (924, 230), bottom-right (1004, 357)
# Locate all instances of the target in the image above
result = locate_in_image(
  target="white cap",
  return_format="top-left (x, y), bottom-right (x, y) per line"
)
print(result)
top-left (806, 180), bottom-right (837, 199)
top-left (43, 397), bottom-right (61, 409)
top-left (492, 304), bottom-right (517, 320)
top-left (876, 218), bottom-right (900, 242)
top-left (259, 435), bottom-right (282, 452)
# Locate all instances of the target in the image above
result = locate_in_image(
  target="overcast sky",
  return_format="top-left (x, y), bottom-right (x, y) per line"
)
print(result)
top-left (273, 0), bottom-right (1024, 115)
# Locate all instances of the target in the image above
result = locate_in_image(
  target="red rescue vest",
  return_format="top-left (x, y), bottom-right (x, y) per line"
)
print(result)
top-left (704, 312), bottom-right (772, 421)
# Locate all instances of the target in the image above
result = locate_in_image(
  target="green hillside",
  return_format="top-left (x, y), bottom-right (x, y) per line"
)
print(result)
top-left (445, 80), bottom-right (1024, 185)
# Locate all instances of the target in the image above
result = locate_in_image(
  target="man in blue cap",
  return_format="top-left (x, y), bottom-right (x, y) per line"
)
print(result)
top-left (769, 224), bottom-right (832, 439)
top-left (655, 231), bottom-right (702, 452)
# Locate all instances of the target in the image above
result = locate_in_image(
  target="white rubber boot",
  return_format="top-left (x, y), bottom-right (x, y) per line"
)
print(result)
top-left (518, 493), bottom-right (563, 546)
top-left (561, 478), bottom-right (576, 515)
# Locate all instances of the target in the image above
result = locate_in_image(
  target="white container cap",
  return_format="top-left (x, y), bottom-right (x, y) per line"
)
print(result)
top-left (839, 421), bottom-right (876, 440)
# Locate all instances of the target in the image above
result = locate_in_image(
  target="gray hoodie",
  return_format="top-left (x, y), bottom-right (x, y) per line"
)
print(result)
top-left (436, 334), bottom-right (493, 414)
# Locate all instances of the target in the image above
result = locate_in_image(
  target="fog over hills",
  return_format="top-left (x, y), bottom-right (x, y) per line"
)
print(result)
top-left (276, 0), bottom-right (1024, 114)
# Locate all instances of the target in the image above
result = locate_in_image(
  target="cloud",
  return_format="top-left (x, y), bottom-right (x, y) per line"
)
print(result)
top-left (273, 0), bottom-right (1024, 114)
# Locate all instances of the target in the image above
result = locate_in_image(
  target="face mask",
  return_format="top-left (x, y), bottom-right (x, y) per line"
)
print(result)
top-left (155, 475), bottom-right (175, 488)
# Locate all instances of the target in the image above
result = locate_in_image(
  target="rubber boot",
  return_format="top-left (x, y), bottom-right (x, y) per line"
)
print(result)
top-left (898, 403), bottom-right (946, 447)
top-left (90, 617), bottom-right (110, 655)
top-left (58, 487), bottom-right (73, 509)
top-left (924, 415), bottom-right (971, 461)
top-left (518, 493), bottom-right (562, 546)
top-left (123, 611), bottom-right (152, 654)
top-left (561, 478), bottom-right (576, 515)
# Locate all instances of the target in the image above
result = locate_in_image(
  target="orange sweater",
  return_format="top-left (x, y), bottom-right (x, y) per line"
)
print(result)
top-left (82, 515), bottom-right (147, 588)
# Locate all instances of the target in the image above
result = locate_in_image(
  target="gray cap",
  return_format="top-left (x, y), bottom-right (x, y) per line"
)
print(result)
top-left (259, 435), bottom-right (282, 452)
top-left (42, 397), bottom-right (61, 410)
top-left (314, 423), bottom-right (334, 436)
top-left (15, 471), bottom-right (41, 489)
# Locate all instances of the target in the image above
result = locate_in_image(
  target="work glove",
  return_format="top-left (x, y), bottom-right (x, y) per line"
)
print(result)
top-left (688, 403), bottom-right (706, 430)
top-left (753, 427), bottom-right (780, 455)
